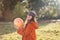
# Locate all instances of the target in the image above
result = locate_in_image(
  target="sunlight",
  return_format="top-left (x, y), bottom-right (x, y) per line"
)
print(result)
top-left (57, 0), bottom-right (60, 3)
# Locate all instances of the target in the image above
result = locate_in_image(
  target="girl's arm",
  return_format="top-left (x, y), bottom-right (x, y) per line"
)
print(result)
top-left (17, 22), bottom-right (38, 36)
top-left (17, 28), bottom-right (23, 35)
top-left (31, 22), bottom-right (38, 29)
top-left (17, 24), bottom-right (32, 36)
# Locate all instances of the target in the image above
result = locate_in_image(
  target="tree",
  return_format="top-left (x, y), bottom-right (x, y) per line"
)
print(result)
top-left (2, 0), bottom-right (23, 21)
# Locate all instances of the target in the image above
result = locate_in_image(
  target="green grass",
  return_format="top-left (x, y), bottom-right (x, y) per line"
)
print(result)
top-left (0, 22), bottom-right (60, 40)
top-left (36, 22), bottom-right (60, 40)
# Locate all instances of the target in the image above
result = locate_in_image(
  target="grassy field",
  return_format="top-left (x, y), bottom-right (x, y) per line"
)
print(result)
top-left (0, 21), bottom-right (60, 40)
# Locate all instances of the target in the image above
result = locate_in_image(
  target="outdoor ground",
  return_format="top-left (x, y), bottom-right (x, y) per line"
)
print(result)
top-left (0, 20), bottom-right (60, 40)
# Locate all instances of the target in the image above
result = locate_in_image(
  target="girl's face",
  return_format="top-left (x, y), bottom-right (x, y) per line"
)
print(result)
top-left (27, 15), bottom-right (32, 21)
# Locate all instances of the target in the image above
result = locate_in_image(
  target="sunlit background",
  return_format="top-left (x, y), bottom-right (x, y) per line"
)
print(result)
top-left (0, 0), bottom-right (60, 40)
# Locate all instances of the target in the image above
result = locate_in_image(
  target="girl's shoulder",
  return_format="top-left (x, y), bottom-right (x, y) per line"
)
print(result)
top-left (30, 21), bottom-right (37, 24)
top-left (30, 21), bottom-right (38, 26)
top-left (30, 21), bottom-right (38, 29)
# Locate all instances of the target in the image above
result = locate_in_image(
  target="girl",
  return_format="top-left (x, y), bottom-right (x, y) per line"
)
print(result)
top-left (17, 11), bottom-right (38, 40)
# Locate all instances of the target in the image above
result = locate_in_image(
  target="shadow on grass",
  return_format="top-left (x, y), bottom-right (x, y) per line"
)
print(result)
top-left (0, 22), bottom-right (16, 35)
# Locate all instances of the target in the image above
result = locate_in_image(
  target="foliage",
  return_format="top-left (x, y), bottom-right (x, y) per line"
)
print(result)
top-left (1, 0), bottom-right (60, 21)
top-left (12, 2), bottom-right (27, 21)
top-left (28, 0), bottom-right (45, 10)
top-left (27, 0), bottom-right (60, 20)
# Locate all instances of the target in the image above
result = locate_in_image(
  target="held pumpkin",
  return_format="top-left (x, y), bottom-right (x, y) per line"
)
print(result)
top-left (14, 18), bottom-right (24, 29)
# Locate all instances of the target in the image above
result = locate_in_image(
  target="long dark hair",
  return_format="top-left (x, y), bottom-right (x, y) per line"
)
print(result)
top-left (28, 11), bottom-right (37, 22)
top-left (24, 11), bottom-right (37, 28)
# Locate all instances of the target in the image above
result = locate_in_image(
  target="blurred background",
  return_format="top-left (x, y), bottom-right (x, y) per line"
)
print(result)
top-left (0, 0), bottom-right (60, 40)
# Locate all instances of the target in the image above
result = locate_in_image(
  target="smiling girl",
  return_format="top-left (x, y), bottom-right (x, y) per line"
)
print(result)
top-left (17, 11), bottom-right (38, 40)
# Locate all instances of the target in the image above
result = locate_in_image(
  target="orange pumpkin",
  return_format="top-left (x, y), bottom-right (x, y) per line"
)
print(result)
top-left (14, 18), bottom-right (24, 29)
